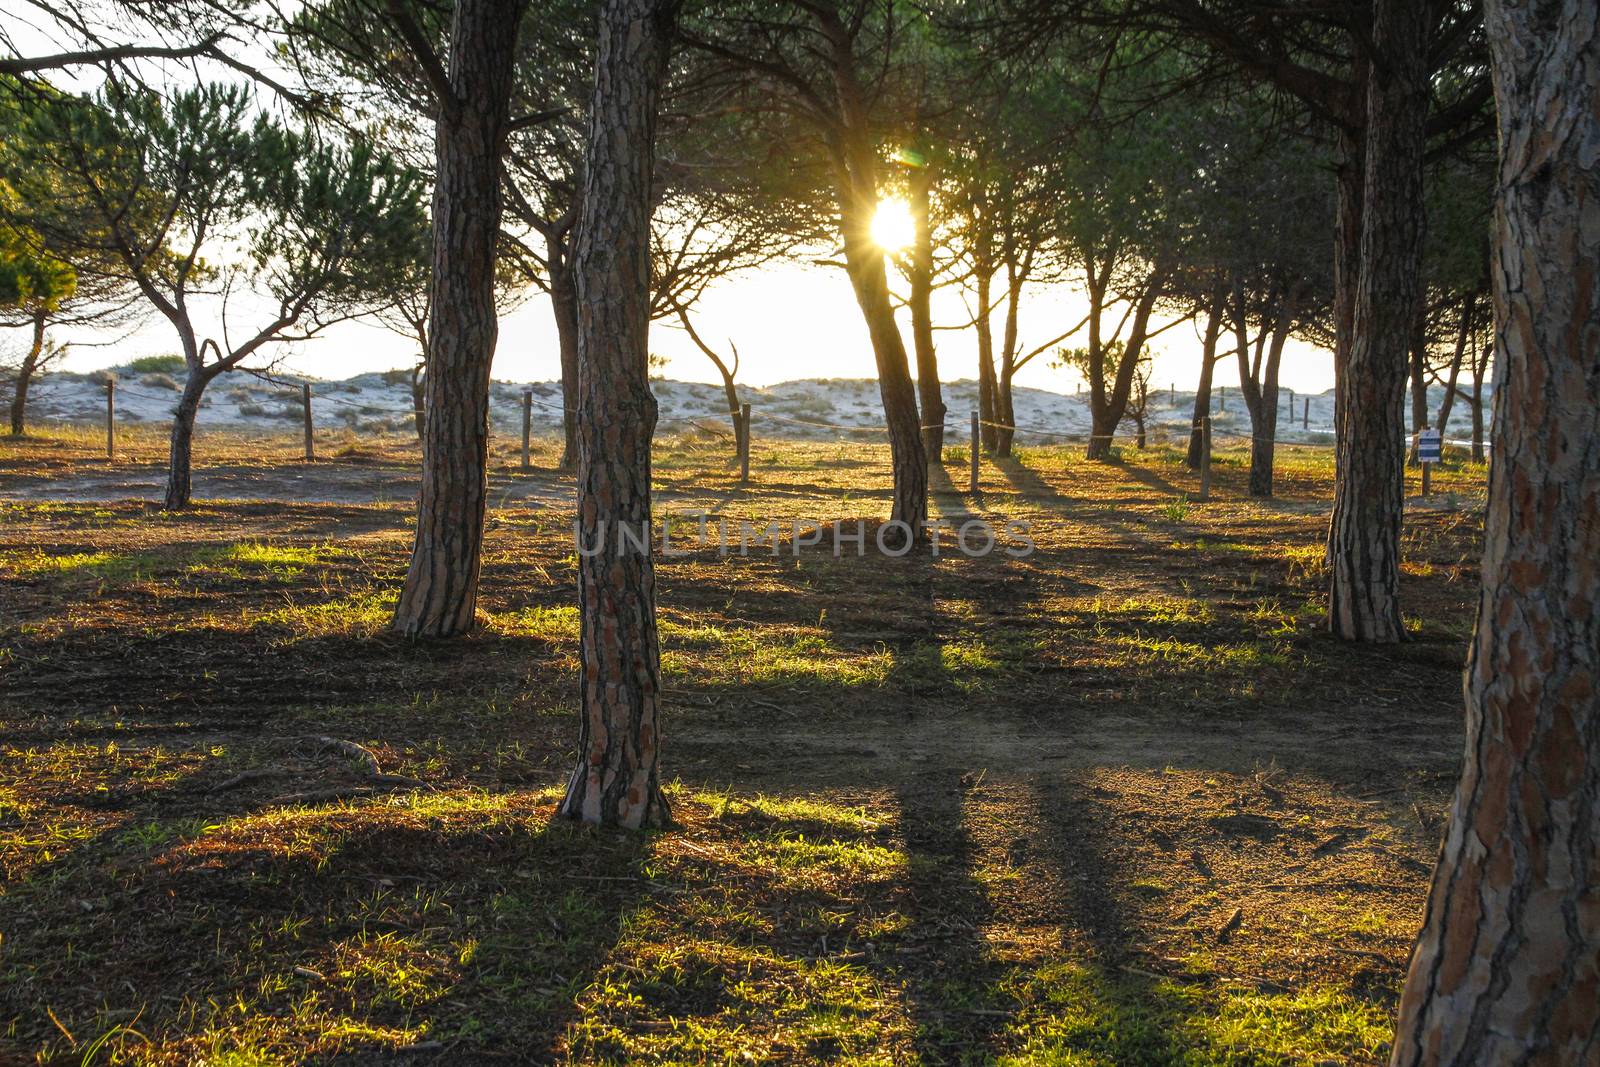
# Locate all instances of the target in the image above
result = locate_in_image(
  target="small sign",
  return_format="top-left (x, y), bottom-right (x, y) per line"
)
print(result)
top-left (1418, 429), bottom-right (1442, 464)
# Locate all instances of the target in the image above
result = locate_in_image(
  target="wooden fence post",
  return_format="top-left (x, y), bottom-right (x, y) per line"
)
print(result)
top-left (739, 402), bottom-right (752, 485)
top-left (1199, 416), bottom-right (1212, 501)
top-left (105, 377), bottom-right (115, 459)
top-left (521, 389), bottom-right (532, 471)
top-left (1286, 387), bottom-right (1294, 420)
top-left (301, 382), bottom-right (314, 461)
top-left (1219, 385), bottom-right (1226, 412)
top-left (1303, 396), bottom-right (1309, 429)
top-left (969, 410), bottom-right (980, 494)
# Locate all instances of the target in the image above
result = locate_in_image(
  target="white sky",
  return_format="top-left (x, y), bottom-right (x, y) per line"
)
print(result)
top-left (54, 258), bottom-right (1339, 395)
top-left (8, 9), bottom-right (1339, 397)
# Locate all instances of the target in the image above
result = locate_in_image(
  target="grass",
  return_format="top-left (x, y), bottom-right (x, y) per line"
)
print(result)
top-left (0, 429), bottom-right (1485, 1064)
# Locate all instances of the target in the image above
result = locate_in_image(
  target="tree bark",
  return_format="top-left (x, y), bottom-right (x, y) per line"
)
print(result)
top-left (1187, 288), bottom-right (1225, 470)
top-left (1086, 277), bottom-right (1162, 462)
top-left (908, 163), bottom-right (944, 462)
top-left (1407, 301), bottom-right (1429, 464)
top-left (164, 366), bottom-right (215, 510)
top-left (392, 0), bottom-right (527, 638)
top-left (975, 265), bottom-right (998, 454)
top-left (821, 12), bottom-right (925, 535)
top-left (549, 240), bottom-right (581, 469)
top-left (995, 266), bottom-right (1023, 457)
top-left (8, 309), bottom-right (46, 435)
top-left (410, 364), bottom-right (425, 440)
top-left (1326, 0), bottom-right (1428, 643)
top-left (1390, 3), bottom-right (1600, 1059)
top-left (557, 0), bottom-right (677, 830)
top-left (1435, 292), bottom-right (1474, 437)
top-left (1470, 337), bottom-right (1490, 463)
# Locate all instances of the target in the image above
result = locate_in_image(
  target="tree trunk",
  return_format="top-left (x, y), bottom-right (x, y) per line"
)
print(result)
top-left (1470, 337), bottom-right (1489, 462)
top-left (1248, 305), bottom-right (1292, 498)
top-left (1389, 3), bottom-right (1600, 1058)
top-left (8, 309), bottom-right (46, 435)
top-left (410, 364), bottom-right (425, 440)
top-left (1330, 87), bottom-right (1366, 459)
top-left (1435, 292), bottom-right (1473, 437)
top-left (550, 246), bottom-right (581, 469)
top-left (908, 163), bottom-right (944, 462)
top-left (1188, 289), bottom-right (1225, 470)
top-left (164, 367), bottom-right (213, 510)
top-left (557, 0), bottom-right (676, 830)
top-left (1086, 278), bottom-right (1162, 462)
top-left (392, 0), bottom-right (526, 639)
top-left (1326, 0), bottom-right (1428, 643)
top-left (1407, 302), bottom-right (1429, 464)
top-left (974, 245), bottom-right (998, 454)
top-left (995, 269), bottom-right (1023, 457)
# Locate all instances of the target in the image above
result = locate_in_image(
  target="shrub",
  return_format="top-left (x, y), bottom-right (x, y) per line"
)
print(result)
top-left (127, 355), bottom-right (186, 374)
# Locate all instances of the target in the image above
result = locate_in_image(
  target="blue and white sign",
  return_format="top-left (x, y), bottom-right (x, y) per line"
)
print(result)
top-left (1418, 428), bottom-right (1442, 464)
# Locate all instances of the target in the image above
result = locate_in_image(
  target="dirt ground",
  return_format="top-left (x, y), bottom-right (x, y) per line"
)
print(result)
top-left (0, 427), bottom-right (1487, 1065)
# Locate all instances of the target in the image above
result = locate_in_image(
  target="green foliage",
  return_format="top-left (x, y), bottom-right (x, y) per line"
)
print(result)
top-left (1, 78), bottom-right (427, 369)
top-left (126, 354), bottom-right (187, 374)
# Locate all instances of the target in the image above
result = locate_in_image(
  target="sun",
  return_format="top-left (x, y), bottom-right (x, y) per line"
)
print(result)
top-left (869, 198), bottom-right (916, 252)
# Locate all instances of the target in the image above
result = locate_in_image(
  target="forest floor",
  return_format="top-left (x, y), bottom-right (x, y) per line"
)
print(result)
top-left (0, 426), bottom-right (1490, 1066)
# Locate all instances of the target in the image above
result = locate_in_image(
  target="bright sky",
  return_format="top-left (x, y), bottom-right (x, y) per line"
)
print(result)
top-left (8, 10), bottom-right (1339, 398)
top-left (54, 257), bottom-right (1339, 396)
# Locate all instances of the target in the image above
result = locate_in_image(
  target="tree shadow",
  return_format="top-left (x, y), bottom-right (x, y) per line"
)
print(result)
top-left (0, 776), bottom-right (653, 1063)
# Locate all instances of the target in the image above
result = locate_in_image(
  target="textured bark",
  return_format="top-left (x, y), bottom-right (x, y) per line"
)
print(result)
top-left (549, 243), bottom-right (581, 469)
top-left (1326, 0), bottom-right (1428, 643)
top-left (1086, 278), bottom-right (1161, 462)
top-left (164, 367), bottom-right (215, 509)
top-left (1390, 3), bottom-right (1600, 1060)
top-left (410, 364), bottom-right (425, 440)
top-left (1407, 301), bottom-right (1430, 465)
top-left (1330, 92), bottom-right (1366, 460)
top-left (975, 264), bottom-right (998, 454)
top-left (1470, 338), bottom-right (1491, 463)
top-left (392, 0), bottom-right (527, 638)
top-left (1434, 292), bottom-right (1475, 438)
top-left (557, 0), bottom-right (677, 830)
top-left (995, 268), bottom-right (1023, 457)
top-left (7, 310), bottom-right (46, 435)
top-left (1187, 289), bottom-right (1225, 470)
top-left (908, 164), bottom-right (944, 461)
top-left (1241, 302), bottom-right (1292, 498)
top-left (821, 13), bottom-right (925, 533)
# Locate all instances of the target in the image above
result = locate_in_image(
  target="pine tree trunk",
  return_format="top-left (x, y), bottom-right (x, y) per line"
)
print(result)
top-left (392, 0), bottom-right (526, 638)
top-left (557, 0), bottom-right (676, 830)
top-left (1248, 307), bottom-right (1291, 498)
top-left (995, 275), bottom-right (1022, 457)
top-left (550, 248), bottom-right (581, 470)
top-left (975, 249), bottom-right (998, 454)
top-left (1435, 293), bottom-right (1473, 436)
top-left (1470, 342), bottom-right (1487, 463)
top-left (410, 365), bottom-right (425, 440)
top-left (1390, 4), bottom-right (1600, 1058)
top-left (1407, 303), bottom-right (1428, 465)
top-left (1331, 92), bottom-right (1366, 458)
top-left (1188, 290), bottom-right (1225, 470)
top-left (164, 368), bottom-right (212, 510)
top-left (8, 310), bottom-right (45, 435)
top-left (1086, 279), bottom-right (1162, 462)
top-left (909, 165), bottom-right (944, 462)
top-left (1326, 0), bottom-right (1427, 643)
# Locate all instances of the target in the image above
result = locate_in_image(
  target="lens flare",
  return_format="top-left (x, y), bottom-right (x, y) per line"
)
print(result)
top-left (869, 198), bottom-right (916, 252)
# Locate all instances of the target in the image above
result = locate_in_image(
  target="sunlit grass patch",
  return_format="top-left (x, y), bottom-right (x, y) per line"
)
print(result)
top-left (659, 621), bottom-right (896, 690)
top-left (189, 541), bottom-right (349, 580)
top-left (1109, 634), bottom-right (1291, 672)
top-left (3, 548), bottom-right (149, 581)
top-left (251, 590), bottom-right (398, 638)
top-left (490, 603), bottom-right (580, 642)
